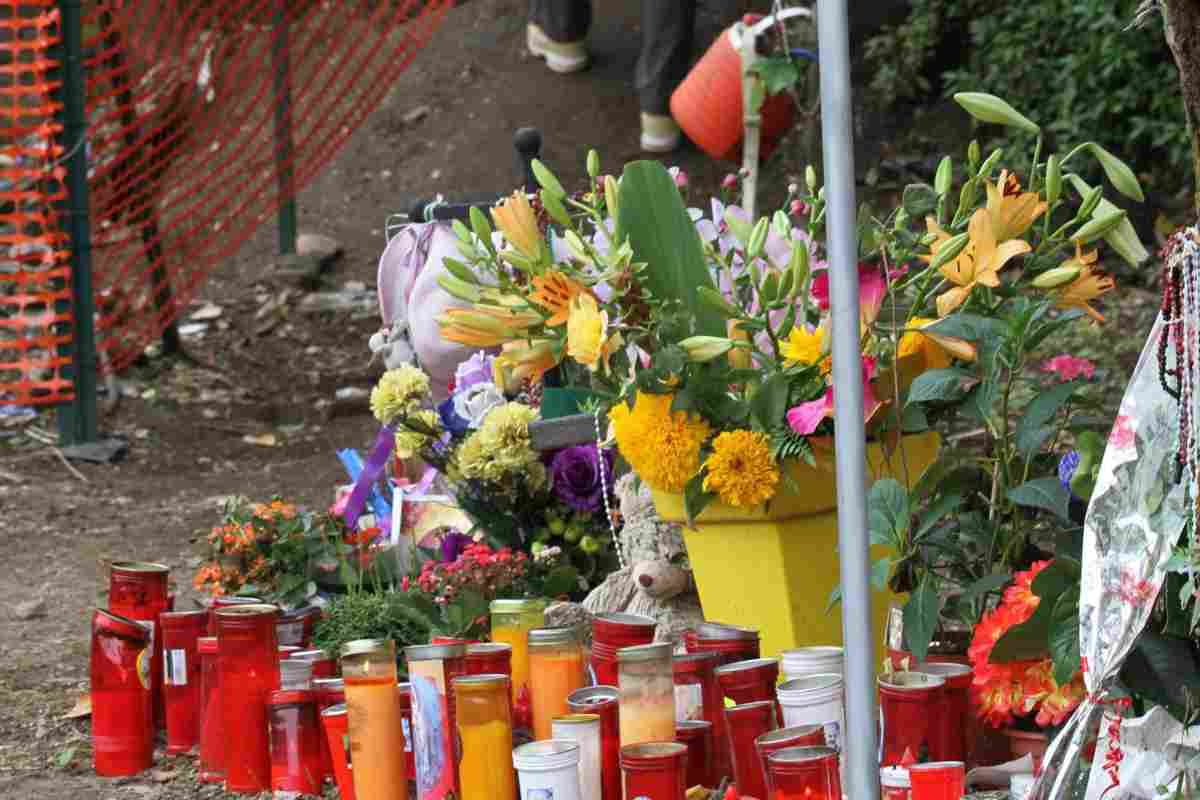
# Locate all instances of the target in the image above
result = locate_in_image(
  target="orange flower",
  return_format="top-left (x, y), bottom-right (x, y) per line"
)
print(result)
top-left (1053, 244), bottom-right (1115, 323)
top-left (529, 271), bottom-right (589, 326)
top-left (936, 209), bottom-right (1030, 317)
top-left (1036, 675), bottom-right (1085, 727)
top-left (972, 677), bottom-right (1023, 729)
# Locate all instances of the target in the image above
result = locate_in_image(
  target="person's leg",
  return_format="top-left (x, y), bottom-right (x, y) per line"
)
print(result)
top-left (528, 0), bottom-right (591, 73)
top-left (635, 0), bottom-right (696, 151)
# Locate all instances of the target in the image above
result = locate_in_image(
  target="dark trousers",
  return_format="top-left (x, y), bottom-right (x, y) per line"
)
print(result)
top-left (529, 0), bottom-right (696, 114)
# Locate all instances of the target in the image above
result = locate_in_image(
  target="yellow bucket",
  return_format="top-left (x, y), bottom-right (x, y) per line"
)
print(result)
top-left (651, 431), bottom-right (941, 659)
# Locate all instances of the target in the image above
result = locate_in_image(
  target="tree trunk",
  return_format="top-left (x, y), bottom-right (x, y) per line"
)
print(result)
top-left (1164, 0), bottom-right (1200, 215)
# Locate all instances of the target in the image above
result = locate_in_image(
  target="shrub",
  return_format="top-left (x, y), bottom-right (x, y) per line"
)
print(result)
top-left (312, 591), bottom-right (432, 671)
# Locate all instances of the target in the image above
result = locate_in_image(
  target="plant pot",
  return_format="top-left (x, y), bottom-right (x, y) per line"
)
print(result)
top-left (651, 431), bottom-right (941, 658)
top-left (1003, 728), bottom-right (1049, 764)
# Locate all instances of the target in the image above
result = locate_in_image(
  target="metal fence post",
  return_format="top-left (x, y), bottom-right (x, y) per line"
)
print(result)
top-left (272, 0), bottom-right (297, 255)
top-left (816, 1), bottom-right (880, 799)
top-left (57, 0), bottom-right (99, 444)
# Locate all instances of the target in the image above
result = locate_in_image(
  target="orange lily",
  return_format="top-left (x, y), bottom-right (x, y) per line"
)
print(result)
top-left (898, 316), bottom-right (978, 370)
top-left (491, 191), bottom-right (543, 260)
top-left (936, 209), bottom-right (1031, 317)
top-left (493, 338), bottom-right (560, 392)
top-left (529, 271), bottom-right (589, 326)
top-left (438, 304), bottom-right (541, 347)
top-left (986, 170), bottom-right (1047, 240)
top-left (1053, 243), bottom-right (1114, 323)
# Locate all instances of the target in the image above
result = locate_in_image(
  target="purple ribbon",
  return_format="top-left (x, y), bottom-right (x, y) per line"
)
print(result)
top-left (342, 424), bottom-right (395, 530)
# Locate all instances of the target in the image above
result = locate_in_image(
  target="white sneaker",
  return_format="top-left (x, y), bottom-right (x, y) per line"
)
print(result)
top-left (640, 113), bottom-right (682, 153)
top-left (527, 23), bottom-right (589, 74)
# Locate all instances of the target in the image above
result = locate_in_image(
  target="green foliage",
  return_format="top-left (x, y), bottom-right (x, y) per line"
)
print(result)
top-left (312, 591), bottom-right (433, 670)
top-left (866, 0), bottom-right (1188, 190)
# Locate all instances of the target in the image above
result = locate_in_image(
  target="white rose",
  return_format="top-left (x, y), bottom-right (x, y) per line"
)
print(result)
top-left (453, 382), bottom-right (505, 429)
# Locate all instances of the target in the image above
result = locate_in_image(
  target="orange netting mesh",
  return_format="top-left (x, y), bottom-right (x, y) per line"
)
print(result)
top-left (1, 0), bottom-right (451, 405)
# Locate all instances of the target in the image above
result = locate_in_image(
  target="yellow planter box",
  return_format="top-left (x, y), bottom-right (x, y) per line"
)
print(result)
top-left (651, 431), bottom-right (941, 659)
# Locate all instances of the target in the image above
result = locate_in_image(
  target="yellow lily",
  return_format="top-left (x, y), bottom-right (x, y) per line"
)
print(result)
top-left (566, 293), bottom-right (622, 373)
top-left (529, 271), bottom-right (589, 326)
top-left (936, 209), bottom-right (1031, 317)
top-left (1053, 243), bottom-right (1114, 323)
top-left (986, 170), bottom-right (1047, 240)
top-left (493, 339), bottom-right (560, 392)
top-left (491, 191), bottom-right (543, 260)
top-left (780, 325), bottom-right (825, 368)
top-left (898, 317), bottom-right (978, 369)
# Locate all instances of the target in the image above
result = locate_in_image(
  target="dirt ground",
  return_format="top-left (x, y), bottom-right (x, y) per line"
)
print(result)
top-left (0, 0), bottom-right (1162, 798)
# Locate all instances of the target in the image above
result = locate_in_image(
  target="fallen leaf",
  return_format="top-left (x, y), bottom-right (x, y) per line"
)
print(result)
top-left (62, 693), bottom-right (91, 719)
top-left (242, 433), bottom-right (278, 447)
top-left (189, 302), bottom-right (223, 321)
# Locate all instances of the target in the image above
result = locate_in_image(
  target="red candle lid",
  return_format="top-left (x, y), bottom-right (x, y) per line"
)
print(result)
top-left (714, 657), bottom-right (779, 676)
top-left (269, 689), bottom-right (315, 705)
top-left (197, 636), bottom-right (218, 654)
top-left (92, 608), bottom-right (151, 641)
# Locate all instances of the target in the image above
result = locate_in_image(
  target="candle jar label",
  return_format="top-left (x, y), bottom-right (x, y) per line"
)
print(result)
top-left (411, 659), bottom-right (456, 800)
top-left (674, 685), bottom-right (703, 722)
top-left (164, 649), bottom-right (188, 686)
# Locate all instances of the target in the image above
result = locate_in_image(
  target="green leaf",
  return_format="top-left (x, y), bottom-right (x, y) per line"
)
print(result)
top-left (750, 56), bottom-right (800, 95)
top-left (956, 573), bottom-right (1012, 604)
top-left (903, 575), bottom-right (942, 662)
top-left (1016, 381), bottom-right (1083, 456)
top-left (913, 492), bottom-right (964, 542)
top-left (1119, 630), bottom-right (1200, 721)
top-left (900, 403), bottom-right (929, 432)
top-left (907, 368), bottom-right (973, 404)
top-left (868, 479), bottom-right (910, 548)
top-left (1049, 592), bottom-right (1080, 684)
top-left (1008, 477), bottom-right (1071, 521)
top-left (751, 373), bottom-right (791, 430)
top-left (615, 162), bottom-right (723, 336)
top-left (684, 472), bottom-right (716, 529)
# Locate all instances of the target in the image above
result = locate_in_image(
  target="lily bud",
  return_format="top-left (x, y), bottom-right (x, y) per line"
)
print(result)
top-left (967, 140), bottom-right (981, 170)
top-left (955, 179), bottom-right (979, 220)
top-left (977, 148), bottom-right (1004, 180)
top-left (586, 149), bottom-right (600, 179)
top-left (935, 156), bottom-right (953, 196)
top-left (437, 273), bottom-right (483, 303)
top-left (1045, 155), bottom-right (1062, 206)
top-left (1032, 266), bottom-right (1082, 289)
top-left (746, 218), bottom-right (770, 262)
top-left (806, 165), bottom-right (818, 193)
top-left (1087, 143), bottom-right (1144, 202)
top-left (1072, 210), bottom-right (1127, 245)
top-left (929, 232), bottom-right (970, 272)
top-left (1068, 175), bottom-right (1149, 266)
top-left (679, 336), bottom-right (734, 363)
top-left (441, 256), bottom-right (481, 286)
top-left (604, 175), bottom-right (620, 220)
top-left (1077, 186), bottom-right (1103, 220)
top-left (541, 189), bottom-right (571, 226)
top-left (954, 91), bottom-right (1041, 134)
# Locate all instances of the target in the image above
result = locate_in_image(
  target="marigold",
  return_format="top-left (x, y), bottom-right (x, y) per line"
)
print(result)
top-left (609, 391), bottom-right (711, 494)
top-left (370, 364), bottom-right (432, 424)
top-left (702, 430), bottom-right (780, 509)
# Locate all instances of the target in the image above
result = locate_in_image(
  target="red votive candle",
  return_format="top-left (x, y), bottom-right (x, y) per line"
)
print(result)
top-left (909, 761), bottom-right (966, 800)
top-left (320, 703), bottom-right (356, 800)
top-left (268, 689), bottom-right (324, 795)
top-left (915, 662), bottom-right (973, 762)
top-left (312, 677), bottom-right (344, 783)
top-left (766, 745), bottom-right (843, 800)
top-left (756, 724), bottom-right (825, 787)
top-left (878, 672), bottom-right (946, 766)
top-left (715, 657), bottom-right (782, 720)
top-left (197, 636), bottom-right (223, 784)
top-left (90, 609), bottom-right (153, 777)
top-left (207, 595), bottom-right (261, 635)
top-left (466, 642), bottom-right (514, 677)
top-left (687, 622), bottom-right (760, 667)
top-left (159, 609), bottom-right (208, 754)
top-left (725, 699), bottom-right (777, 800)
top-left (292, 648), bottom-right (337, 679)
top-left (674, 651), bottom-right (728, 782)
top-left (568, 686), bottom-right (621, 800)
top-left (592, 612), bottom-right (657, 686)
top-left (108, 561), bottom-right (170, 730)
top-left (215, 603), bottom-right (280, 793)
top-left (621, 742), bottom-right (690, 800)
top-left (276, 606), bottom-right (320, 648)
top-left (676, 719), bottom-right (714, 789)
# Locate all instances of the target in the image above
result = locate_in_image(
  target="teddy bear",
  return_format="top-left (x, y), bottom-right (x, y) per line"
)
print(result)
top-left (577, 473), bottom-right (704, 643)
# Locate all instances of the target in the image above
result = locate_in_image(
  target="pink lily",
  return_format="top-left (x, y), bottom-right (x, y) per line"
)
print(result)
top-left (786, 356), bottom-right (883, 435)
top-left (810, 263), bottom-right (887, 325)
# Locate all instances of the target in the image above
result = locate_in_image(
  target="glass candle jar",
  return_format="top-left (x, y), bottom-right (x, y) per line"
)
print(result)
top-left (725, 700), bottom-right (777, 800)
top-left (207, 595), bottom-right (261, 635)
top-left (675, 719), bottom-right (713, 789)
top-left (320, 703), bottom-right (356, 800)
top-left (406, 642), bottom-right (468, 800)
top-left (529, 626), bottom-right (586, 741)
top-left (108, 561), bottom-right (170, 730)
top-left (776, 674), bottom-right (845, 753)
top-left (343, 639), bottom-right (407, 800)
top-left (591, 612), bottom-right (656, 686)
top-left (513, 740), bottom-right (583, 800)
top-left (279, 657), bottom-right (314, 690)
top-left (878, 672), bottom-right (946, 766)
top-left (567, 686), bottom-right (621, 800)
top-left (454, 674), bottom-right (516, 800)
top-left (197, 636), bottom-right (223, 784)
top-left (765, 745), bottom-right (843, 800)
top-left (687, 622), bottom-right (760, 667)
top-left (215, 603), bottom-right (281, 793)
top-left (715, 657), bottom-right (781, 706)
top-left (756, 725), bottom-right (826, 789)
top-left (617, 642), bottom-right (675, 747)
top-left (90, 609), bottom-right (154, 776)
top-left (267, 689), bottom-right (324, 796)
top-left (276, 606), bottom-right (320, 648)
top-left (673, 652), bottom-right (728, 782)
top-left (398, 682), bottom-right (416, 784)
top-left (553, 714), bottom-right (602, 800)
top-left (909, 761), bottom-right (966, 800)
top-left (915, 662), bottom-right (973, 763)
top-left (882, 765), bottom-right (913, 800)
top-left (291, 648), bottom-right (337, 679)
top-left (159, 609), bottom-right (208, 754)
top-left (466, 642), bottom-right (513, 677)
top-left (490, 598), bottom-right (546, 725)
top-left (621, 742), bottom-right (690, 800)
top-left (312, 678), bottom-right (343, 785)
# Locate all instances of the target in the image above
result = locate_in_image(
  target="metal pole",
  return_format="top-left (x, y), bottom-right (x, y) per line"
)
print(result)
top-left (272, 0), bottom-right (297, 255)
top-left (816, 2), bottom-right (878, 800)
top-left (57, 0), bottom-right (99, 444)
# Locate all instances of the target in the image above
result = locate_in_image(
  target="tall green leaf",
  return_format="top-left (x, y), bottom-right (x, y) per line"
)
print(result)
top-left (1008, 477), bottom-right (1071, 521)
top-left (615, 161), bottom-right (723, 336)
top-left (1016, 381), bottom-right (1083, 456)
top-left (868, 479), bottom-right (911, 547)
top-left (903, 575), bottom-right (942, 662)
top-left (1049, 592), bottom-right (1080, 684)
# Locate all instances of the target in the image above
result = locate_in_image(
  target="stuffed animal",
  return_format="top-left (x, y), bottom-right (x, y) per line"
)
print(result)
top-left (580, 473), bottom-right (704, 643)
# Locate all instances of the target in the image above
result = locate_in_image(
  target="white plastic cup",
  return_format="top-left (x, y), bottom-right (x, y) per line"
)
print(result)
top-left (278, 657), bottom-right (313, 690)
top-left (781, 646), bottom-right (844, 681)
top-left (1011, 773), bottom-right (1036, 800)
top-left (776, 673), bottom-right (845, 753)
top-left (881, 765), bottom-right (911, 800)
top-left (513, 740), bottom-right (583, 800)
top-left (552, 715), bottom-right (602, 800)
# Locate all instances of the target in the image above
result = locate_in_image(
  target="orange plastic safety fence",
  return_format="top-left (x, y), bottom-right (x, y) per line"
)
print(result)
top-left (0, 2), bottom-right (75, 406)
top-left (1, 0), bottom-right (450, 405)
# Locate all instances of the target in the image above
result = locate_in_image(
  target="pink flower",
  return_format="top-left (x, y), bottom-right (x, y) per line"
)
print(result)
top-left (721, 173), bottom-right (739, 190)
top-left (670, 167), bottom-right (689, 189)
top-left (1109, 415), bottom-right (1135, 449)
top-left (1042, 355), bottom-right (1096, 382)
top-left (809, 263), bottom-right (886, 324)
top-left (785, 356), bottom-right (882, 435)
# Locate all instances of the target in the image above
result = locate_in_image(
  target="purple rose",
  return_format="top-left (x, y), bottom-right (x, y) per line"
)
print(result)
top-left (454, 352), bottom-right (496, 393)
top-left (550, 446), bottom-right (613, 513)
top-left (440, 531), bottom-right (473, 563)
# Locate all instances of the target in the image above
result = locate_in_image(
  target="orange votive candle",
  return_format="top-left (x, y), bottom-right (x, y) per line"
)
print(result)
top-left (528, 627), bottom-right (586, 740)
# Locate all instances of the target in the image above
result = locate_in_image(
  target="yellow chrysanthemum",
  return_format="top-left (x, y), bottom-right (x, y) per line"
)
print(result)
top-left (609, 392), bottom-right (711, 494)
top-left (370, 364), bottom-right (431, 424)
top-left (781, 326), bottom-right (824, 367)
top-left (394, 409), bottom-right (442, 459)
top-left (702, 430), bottom-right (780, 510)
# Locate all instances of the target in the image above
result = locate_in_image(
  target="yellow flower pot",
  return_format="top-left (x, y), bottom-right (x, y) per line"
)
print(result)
top-left (651, 431), bottom-right (941, 659)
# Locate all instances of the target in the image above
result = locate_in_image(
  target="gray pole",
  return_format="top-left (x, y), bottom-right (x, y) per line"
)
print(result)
top-left (816, 2), bottom-right (879, 799)
top-left (272, 0), bottom-right (297, 255)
